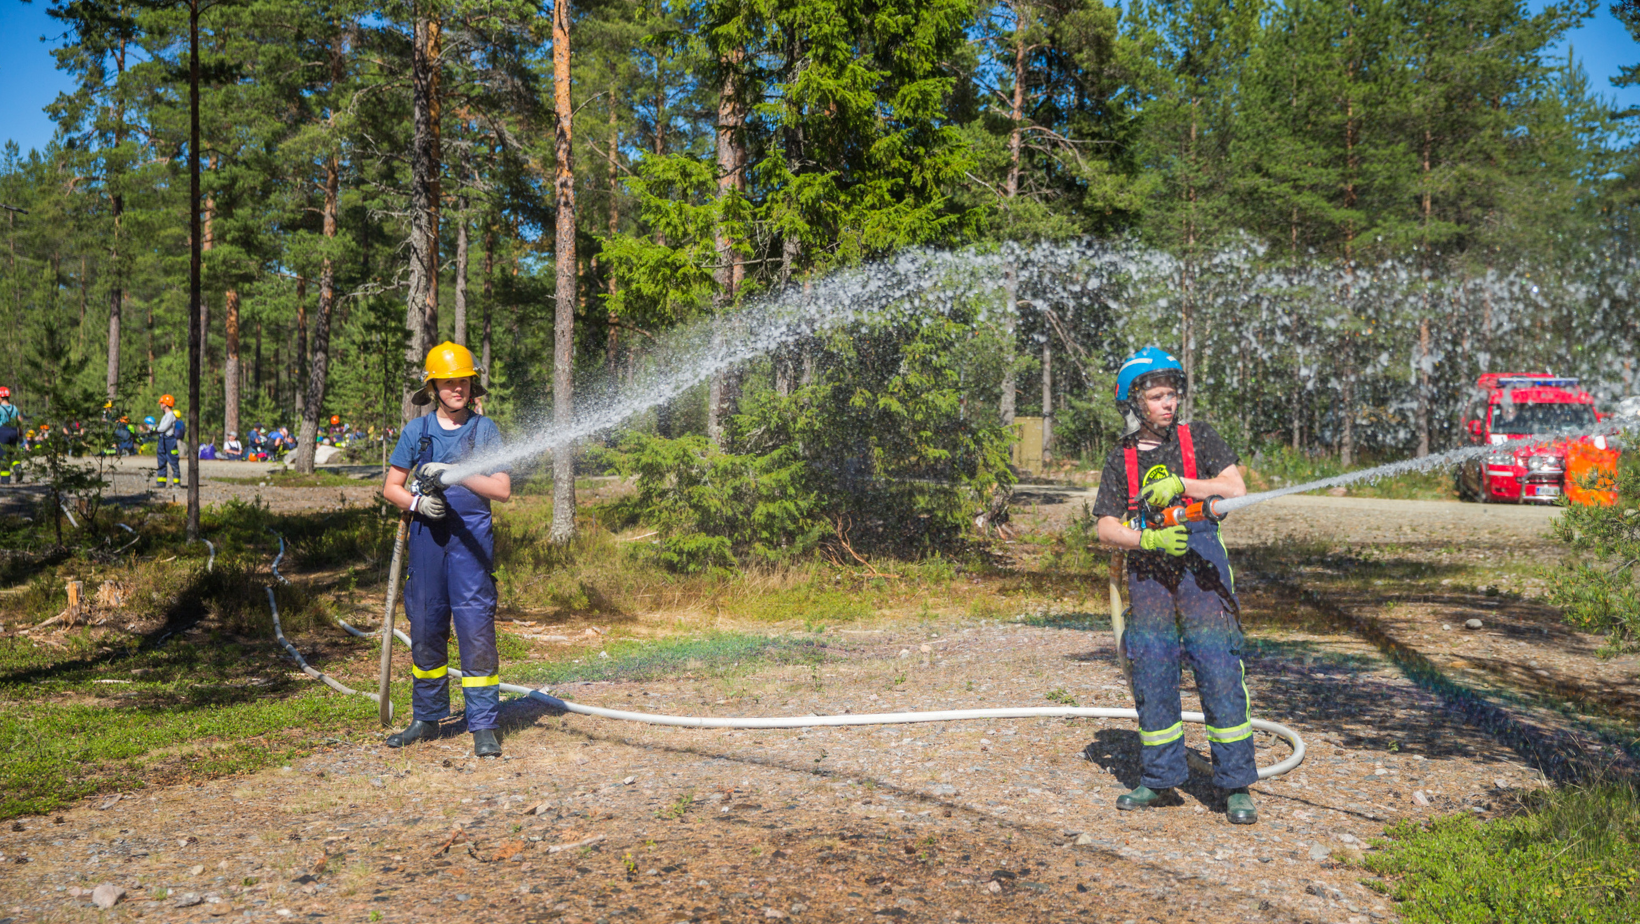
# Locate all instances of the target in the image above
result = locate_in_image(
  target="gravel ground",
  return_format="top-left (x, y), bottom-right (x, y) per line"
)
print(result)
top-left (1, 480), bottom-right (1631, 924)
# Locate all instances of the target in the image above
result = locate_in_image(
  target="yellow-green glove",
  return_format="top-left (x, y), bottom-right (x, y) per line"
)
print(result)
top-left (1139, 525), bottom-right (1189, 556)
top-left (1140, 473), bottom-right (1185, 507)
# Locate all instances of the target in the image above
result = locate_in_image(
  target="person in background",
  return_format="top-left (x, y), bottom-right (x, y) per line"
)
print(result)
top-left (0, 386), bottom-right (21, 485)
top-left (155, 394), bottom-right (181, 487)
top-left (222, 430), bottom-right (245, 461)
top-left (114, 416), bottom-right (136, 457)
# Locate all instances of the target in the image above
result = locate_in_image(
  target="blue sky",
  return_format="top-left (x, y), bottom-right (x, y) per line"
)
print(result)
top-left (3, 0), bottom-right (1639, 156)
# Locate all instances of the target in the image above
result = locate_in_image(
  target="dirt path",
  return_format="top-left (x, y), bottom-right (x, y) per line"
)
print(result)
top-left (3, 616), bottom-right (1513, 924)
top-left (0, 458), bottom-right (382, 518)
top-left (3, 490), bottom-right (1632, 924)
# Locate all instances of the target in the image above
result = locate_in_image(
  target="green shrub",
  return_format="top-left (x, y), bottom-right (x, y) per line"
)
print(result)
top-left (603, 314), bottom-right (1014, 572)
top-left (1364, 781), bottom-right (1640, 923)
top-left (1551, 441), bottom-right (1640, 652)
top-left (603, 433), bottom-right (825, 573)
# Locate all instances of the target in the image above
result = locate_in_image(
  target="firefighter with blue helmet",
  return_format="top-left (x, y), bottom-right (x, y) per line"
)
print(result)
top-left (1091, 347), bottom-right (1259, 824)
top-left (381, 342), bottom-right (511, 758)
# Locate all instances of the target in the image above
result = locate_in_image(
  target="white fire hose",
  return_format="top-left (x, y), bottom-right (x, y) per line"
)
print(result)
top-left (266, 533), bottom-right (1306, 779)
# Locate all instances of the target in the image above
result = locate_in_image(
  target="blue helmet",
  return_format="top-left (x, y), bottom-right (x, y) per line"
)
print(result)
top-left (1115, 347), bottom-right (1185, 401)
top-left (143, 415), bottom-right (157, 426)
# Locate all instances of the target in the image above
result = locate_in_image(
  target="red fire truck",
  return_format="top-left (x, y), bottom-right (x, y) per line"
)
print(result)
top-left (1456, 373), bottom-right (1606, 503)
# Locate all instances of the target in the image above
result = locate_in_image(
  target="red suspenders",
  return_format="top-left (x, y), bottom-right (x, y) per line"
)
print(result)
top-left (1125, 424), bottom-right (1196, 518)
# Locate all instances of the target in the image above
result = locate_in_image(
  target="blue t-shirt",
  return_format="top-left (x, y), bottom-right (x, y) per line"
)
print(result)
top-left (389, 412), bottom-right (506, 472)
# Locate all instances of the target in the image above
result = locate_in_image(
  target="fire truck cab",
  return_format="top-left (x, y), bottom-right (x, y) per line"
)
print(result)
top-left (1457, 373), bottom-right (1603, 503)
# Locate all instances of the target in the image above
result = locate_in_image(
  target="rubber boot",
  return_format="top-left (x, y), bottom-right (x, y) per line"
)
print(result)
top-left (1226, 789), bottom-right (1257, 825)
top-left (1116, 785), bottom-right (1170, 811)
top-left (386, 719), bottom-right (441, 748)
top-left (472, 729), bottom-right (501, 759)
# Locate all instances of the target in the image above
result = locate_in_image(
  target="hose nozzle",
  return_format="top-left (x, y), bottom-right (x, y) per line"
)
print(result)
top-left (1155, 495), bottom-right (1227, 528)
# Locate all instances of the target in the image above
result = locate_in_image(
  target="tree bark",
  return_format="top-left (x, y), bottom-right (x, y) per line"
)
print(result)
top-left (186, 0), bottom-right (202, 541)
top-left (224, 288), bottom-right (240, 444)
top-left (105, 40), bottom-right (126, 403)
top-left (454, 207), bottom-right (469, 345)
top-left (1181, 97), bottom-right (1199, 423)
top-left (295, 154), bottom-right (341, 474)
top-left (1000, 33), bottom-right (1025, 427)
top-left (605, 97), bottom-right (620, 370)
top-left (707, 46), bottom-right (745, 445)
top-left (1040, 339), bottom-right (1052, 460)
top-left (294, 275), bottom-right (307, 419)
top-left (550, 0), bottom-right (578, 543)
top-left (481, 221), bottom-right (493, 388)
top-left (455, 147), bottom-right (471, 345)
top-left (405, 7), bottom-right (442, 420)
top-left (1416, 127), bottom-right (1433, 458)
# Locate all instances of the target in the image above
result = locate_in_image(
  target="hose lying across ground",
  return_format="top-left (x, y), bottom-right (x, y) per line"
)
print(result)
top-left (261, 532), bottom-right (1307, 779)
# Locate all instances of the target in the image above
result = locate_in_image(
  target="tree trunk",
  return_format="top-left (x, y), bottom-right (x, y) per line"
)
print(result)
top-left (224, 288), bottom-right (240, 444)
top-left (481, 222), bottom-right (493, 388)
top-left (186, 0), bottom-right (202, 541)
top-left (1416, 128), bottom-right (1433, 458)
top-left (454, 210), bottom-right (468, 345)
top-left (605, 97), bottom-right (620, 370)
top-left (1415, 316), bottom-right (1431, 457)
top-left (999, 34), bottom-right (1025, 427)
top-left (1040, 339), bottom-right (1052, 460)
top-left (1181, 97), bottom-right (1199, 423)
top-left (707, 47), bottom-right (745, 445)
top-left (550, 0), bottom-right (578, 543)
top-left (106, 37), bottom-right (124, 404)
top-left (405, 7), bottom-right (442, 421)
top-left (294, 275), bottom-right (307, 419)
top-left (295, 154), bottom-right (341, 474)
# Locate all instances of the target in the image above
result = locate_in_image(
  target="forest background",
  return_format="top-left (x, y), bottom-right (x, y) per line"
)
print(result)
top-left (4, 0), bottom-right (1640, 550)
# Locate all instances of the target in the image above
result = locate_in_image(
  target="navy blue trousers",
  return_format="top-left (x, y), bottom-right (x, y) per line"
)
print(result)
top-left (1125, 521), bottom-right (1257, 790)
top-left (404, 485), bottom-right (500, 730)
top-left (156, 434), bottom-right (180, 481)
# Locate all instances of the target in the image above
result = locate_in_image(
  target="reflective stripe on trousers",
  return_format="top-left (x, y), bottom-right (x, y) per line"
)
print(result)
top-left (1124, 520), bottom-right (1257, 790)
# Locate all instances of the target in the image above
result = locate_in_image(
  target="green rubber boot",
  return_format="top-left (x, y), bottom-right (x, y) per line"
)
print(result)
top-left (1226, 789), bottom-right (1258, 825)
top-left (1116, 785), bottom-right (1169, 811)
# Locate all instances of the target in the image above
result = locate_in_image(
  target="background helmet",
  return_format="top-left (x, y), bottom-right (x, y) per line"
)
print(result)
top-left (330, 414), bottom-right (341, 426)
top-left (159, 394), bottom-right (176, 408)
top-left (144, 416), bottom-right (156, 426)
top-left (1115, 347), bottom-right (1186, 402)
top-left (413, 341), bottom-right (488, 406)
top-left (0, 386), bottom-right (10, 398)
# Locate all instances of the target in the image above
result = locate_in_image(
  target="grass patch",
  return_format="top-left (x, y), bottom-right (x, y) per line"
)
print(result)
top-left (1364, 780), bottom-right (1640, 923)
top-left (213, 469), bottom-right (376, 488)
top-left (0, 625), bottom-right (385, 820)
top-left (509, 631), bottom-right (831, 686)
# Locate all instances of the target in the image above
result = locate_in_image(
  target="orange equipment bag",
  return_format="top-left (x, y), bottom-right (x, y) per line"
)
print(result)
top-left (1565, 441), bottom-right (1619, 507)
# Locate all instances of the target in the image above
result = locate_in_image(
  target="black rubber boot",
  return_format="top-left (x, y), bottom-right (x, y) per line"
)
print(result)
top-left (386, 719), bottom-right (440, 748)
top-left (472, 729), bottom-right (501, 758)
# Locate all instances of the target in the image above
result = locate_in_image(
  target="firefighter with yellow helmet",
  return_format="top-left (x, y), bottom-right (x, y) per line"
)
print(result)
top-left (381, 342), bottom-right (511, 757)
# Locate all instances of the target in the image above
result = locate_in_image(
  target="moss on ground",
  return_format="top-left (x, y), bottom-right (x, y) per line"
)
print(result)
top-left (1363, 781), bottom-right (1640, 923)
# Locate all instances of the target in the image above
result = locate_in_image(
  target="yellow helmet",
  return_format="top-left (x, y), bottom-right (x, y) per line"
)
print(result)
top-left (413, 341), bottom-right (487, 406)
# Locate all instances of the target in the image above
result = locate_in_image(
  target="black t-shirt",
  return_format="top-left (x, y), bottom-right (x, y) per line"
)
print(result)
top-left (1090, 421), bottom-right (1239, 521)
